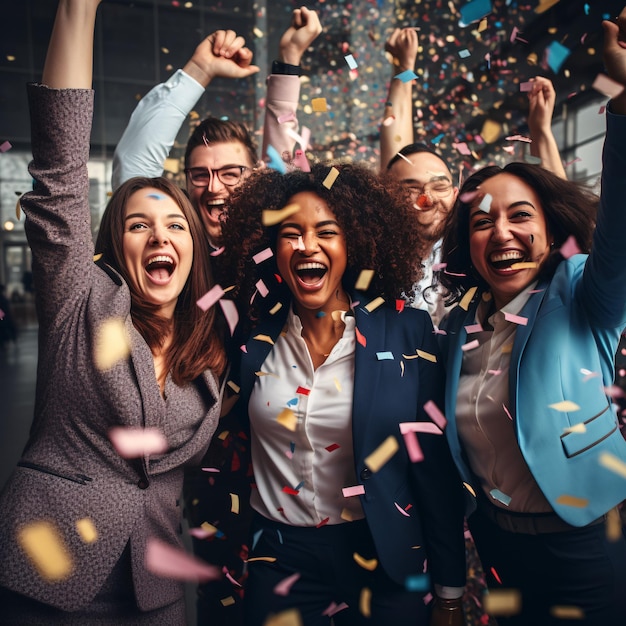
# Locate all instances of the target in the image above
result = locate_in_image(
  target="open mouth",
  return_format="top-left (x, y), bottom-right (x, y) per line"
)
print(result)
top-left (489, 250), bottom-right (525, 271)
top-left (295, 261), bottom-right (327, 285)
top-left (145, 255), bottom-right (175, 282)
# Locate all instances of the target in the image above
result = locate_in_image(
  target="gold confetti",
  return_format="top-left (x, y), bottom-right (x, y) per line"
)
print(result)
top-left (359, 587), bottom-right (372, 617)
top-left (549, 401), bottom-right (580, 412)
top-left (17, 520), bottom-right (74, 581)
top-left (263, 608), bottom-right (303, 626)
top-left (94, 318), bottom-right (130, 371)
top-left (416, 349), bottom-right (437, 363)
top-left (262, 203), bottom-right (300, 227)
top-left (253, 334), bottom-right (275, 345)
top-left (93, 253), bottom-right (103, 262)
top-left (535, 0), bottom-right (560, 14)
top-left (459, 286), bottom-right (477, 311)
top-left (562, 423), bottom-right (586, 435)
top-left (227, 380), bottom-right (240, 394)
top-left (277, 408), bottom-right (297, 431)
top-left (334, 378), bottom-right (342, 392)
top-left (230, 493), bottom-right (240, 514)
top-left (220, 596), bottom-right (236, 607)
top-left (501, 343), bottom-right (513, 354)
top-left (556, 494), bottom-right (589, 508)
top-left (311, 98), bottom-right (328, 112)
top-left (246, 556), bottom-right (278, 563)
top-left (483, 589), bottom-right (522, 616)
top-left (463, 482), bottom-right (477, 497)
top-left (354, 269), bottom-right (375, 292)
top-left (201, 521), bottom-right (219, 536)
top-left (269, 302), bottom-right (283, 315)
top-left (218, 430), bottom-right (229, 440)
top-left (322, 166), bottom-right (340, 189)
top-left (364, 296), bottom-right (385, 312)
top-left (599, 452), bottom-right (626, 479)
top-left (364, 436), bottom-right (399, 472)
top-left (15, 197), bottom-right (21, 220)
top-left (481, 119), bottom-right (502, 144)
top-left (163, 157), bottom-right (180, 174)
top-left (606, 507), bottom-right (622, 542)
top-left (340, 508), bottom-right (354, 521)
top-left (550, 605), bottom-right (585, 620)
top-left (353, 552), bottom-right (378, 571)
top-left (76, 518), bottom-right (98, 543)
top-left (510, 262), bottom-right (539, 270)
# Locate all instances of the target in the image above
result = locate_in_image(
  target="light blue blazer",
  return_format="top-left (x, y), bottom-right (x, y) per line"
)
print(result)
top-left (440, 109), bottom-right (626, 527)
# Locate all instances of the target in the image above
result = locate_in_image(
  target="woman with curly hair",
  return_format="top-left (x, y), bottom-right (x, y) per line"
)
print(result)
top-left (218, 162), bottom-right (466, 626)
top-left (434, 12), bottom-right (626, 625)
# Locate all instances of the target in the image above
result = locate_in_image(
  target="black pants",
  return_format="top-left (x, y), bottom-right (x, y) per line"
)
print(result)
top-left (469, 507), bottom-right (626, 626)
top-left (243, 515), bottom-right (431, 626)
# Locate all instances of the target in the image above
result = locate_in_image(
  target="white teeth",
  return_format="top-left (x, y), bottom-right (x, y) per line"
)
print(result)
top-left (490, 250), bottom-right (523, 263)
top-left (296, 262), bottom-right (326, 271)
top-left (206, 199), bottom-right (225, 206)
top-left (146, 255), bottom-right (174, 267)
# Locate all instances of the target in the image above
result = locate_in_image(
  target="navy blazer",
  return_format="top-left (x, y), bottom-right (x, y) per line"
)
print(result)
top-left (237, 294), bottom-right (466, 589)
top-left (440, 108), bottom-right (626, 527)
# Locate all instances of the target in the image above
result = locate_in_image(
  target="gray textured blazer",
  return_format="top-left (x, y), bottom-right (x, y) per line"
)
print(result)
top-left (0, 85), bottom-right (221, 612)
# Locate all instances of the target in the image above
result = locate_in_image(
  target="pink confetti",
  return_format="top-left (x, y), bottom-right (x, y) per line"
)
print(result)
top-left (342, 485), bottom-right (366, 497)
top-left (293, 149), bottom-right (311, 172)
top-left (453, 142), bottom-right (472, 156)
top-left (323, 602), bottom-right (349, 617)
top-left (459, 190), bottom-right (479, 203)
top-left (465, 323), bottom-right (483, 334)
top-left (431, 262), bottom-right (447, 271)
top-left (108, 426), bottom-right (168, 458)
top-left (488, 369), bottom-right (502, 376)
top-left (422, 400), bottom-right (448, 430)
top-left (219, 299), bottom-right (239, 336)
top-left (559, 235), bottom-right (581, 259)
top-left (503, 312), bottom-right (528, 326)
top-left (0, 141), bottom-right (12, 153)
top-left (252, 248), bottom-right (273, 264)
top-left (222, 565), bottom-right (243, 587)
top-left (399, 421), bottom-right (443, 435)
top-left (519, 81), bottom-right (533, 92)
top-left (273, 572), bottom-right (301, 596)
top-left (502, 404), bottom-right (514, 421)
top-left (255, 279), bottom-right (269, 297)
top-left (189, 526), bottom-right (217, 540)
top-left (201, 467), bottom-right (220, 472)
top-left (277, 112), bottom-right (296, 124)
top-left (382, 115), bottom-right (396, 127)
top-left (209, 246), bottom-right (225, 257)
top-left (394, 502), bottom-right (411, 517)
top-left (145, 537), bottom-right (220, 582)
top-left (461, 339), bottom-right (480, 351)
top-left (402, 431), bottom-right (424, 462)
top-left (505, 134), bottom-right (532, 143)
top-left (197, 284), bottom-right (225, 311)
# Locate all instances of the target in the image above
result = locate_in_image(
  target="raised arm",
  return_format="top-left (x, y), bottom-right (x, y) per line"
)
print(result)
top-left (112, 30), bottom-right (259, 189)
top-left (261, 6), bottom-right (322, 164)
top-left (527, 76), bottom-right (567, 179)
top-left (379, 28), bottom-right (418, 171)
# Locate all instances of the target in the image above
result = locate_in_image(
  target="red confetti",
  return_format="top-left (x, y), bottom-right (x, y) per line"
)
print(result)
top-left (490, 566), bottom-right (503, 585)
top-left (282, 486), bottom-right (300, 496)
top-left (316, 517), bottom-right (330, 528)
top-left (396, 299), bottom-right (405, 313)
top-left (325, 443), bottom-right (340, 452)
top-left (356, 327), bottom-right (367, 347)
top-left (296, 386), bottom-right (311, 396)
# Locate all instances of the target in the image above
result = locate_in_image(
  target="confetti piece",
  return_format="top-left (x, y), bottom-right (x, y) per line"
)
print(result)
top-left (230, 493), bottom-right (240, 514)
top-left (478, 193), bottom-right (492, 213)
top-left (325, 443), bottom-right (340, 452)
top-left (549, 401), bottom-right (580, 412)
top-left (0, 140), bottom-right (12, 152)
top-left (334, 378), bottom-right (342, 392)
top-left (364, 436), bottom-right (399, 472)
top-left (599, 452), bottom-right (626, 479)
top-left (458, 49), bottom-right (471, 58)
top-left (459, 0), bottom-right (492, 25)
top-left (465, 323), bottom-right (483, 334)
top-left (555, 494), bottom-right (589, 508)
top-left (545, 41), bottom-right (570, 74)
top-left (396, 299), bottom-right (405, 313)
top-left (459, 191), bottom-right (479, 204)
top-left (463, 482), bottom-right (477, 497)
top-left (253, 334), bottom-right (274, 345)
top-left (376, 351), bottom-right (394, 361)
top-left (145, 537), bottom-right (221, 582)
top-left (354, 269), bottom-right (375, 291)
top-left (296, 386), bottom-right (310, 396)
top-left (563, 423), bottom-right (586, 435)
top-left (394, 501), bottom-right (412, 516)
top-left (395, 69), bottom-right (418, 82)
top-left (559, 235), bottom-right (581, 259)
top-left (399, 422), bottom-right (442, 435)
top-left (503, 312), bottom-right (528, 326)
top-left (345, 54), bottom-right (358, 70)
top-left (535, 0), bottom-right (561, 14)
top-left (76, 518), bottom-right (98, 543)
top-left (322, 166), bottom-right (340, 190)
top-left (416, 349), bottom-right (437, 363)
top-left (592, 73), bottom-right (624, 99)
top-left (353, 552), bottom-right (378, 571)
top-left (93, 253), bottom-right (102, 262)
top-left (210, 246), bottom-right (225, 257)
top-left (422, 400), bottom-right (447, 430)
top-left (277, 112), bottom-right (296, 124)
top-left (323, 602), bottom-right (349, 617)
top-left (606, 507), bottom-right (622, 542)
top-left (462, 339), bottom-right (480, 352)
top-left (459, 286), bottom-right (477, 311)
top-left (311, 98), bottom-right (328, 112)
top-left (220, 596), bottom-right (236, 606)
top-left (490, 488), bottom-right (512, 506)
top-left (343, 484), bottom-right (366, 497)
top-left (269, 302), bottom-right (283, 315)
top-left (252, 248), bottom-right (273, 264)
top-left (197, 284), bottom-right (225, 311)
top-left (356, 328), bottom-right (367, 347)
top-left (364, 296), bottom-right (384, 312)
top-left (453, 142), bottom-right (472, 156)
top-left (109, 426), bottom-right (168, 458)
top-left (247, 556), bottom-right (278, 563)
top-left (16, 197), bottom-right (22, 221)
top-left (359, 587), bottom-right (372, 617)
top-left (480, 119), bottom-right (502, 144)
top-left (18, 520), bottom-right (74, 581)
top-left (402, 431), bottom-right (424, 462)
top-left (549, 605), bottom-right (585, 620)
top-left (262, 203), bottom-right (300, 226)
top-left (510, 262), bottom-right (539, 270)
top-left (94, 318), bottom-right (130, 370)
top-left (277, 408), bottom-right (297, 431)
top-left (406, 574), bottom-right (430, 591)
top-left (274, 572), bottom-right (301, 596)
top-left (484, 589), bottom-right (522, 616)
top-left (219, 299), bottom-right (239, 336)
top-left (282, 486), bottom-right (300, 495)
top-left (502, 403), bottom-right (514, 421)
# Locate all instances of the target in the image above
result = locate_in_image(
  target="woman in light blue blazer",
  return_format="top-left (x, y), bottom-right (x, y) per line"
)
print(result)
top-left (436, 12), bottom-right (626, 626)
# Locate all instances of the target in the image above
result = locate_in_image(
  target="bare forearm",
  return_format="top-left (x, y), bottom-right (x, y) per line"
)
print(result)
top-left (380, 78), bottom-right (414, 170)
top-left (530, 129), bottom-right (567, 179)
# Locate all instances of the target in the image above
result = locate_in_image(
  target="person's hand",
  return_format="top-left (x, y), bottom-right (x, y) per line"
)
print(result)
top-left (278, 7), bottom-right (322, 65)
top-left (385, 27), bottom-right (419, 72)
top-left (430, 596), bottom-right (465, 626)
top-left (184, 30), bottom-right (259, 87)
top-left (527, 76), bottom-right (556, 136)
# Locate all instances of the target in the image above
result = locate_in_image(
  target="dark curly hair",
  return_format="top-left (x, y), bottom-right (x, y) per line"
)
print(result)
top-left (216, 162), bottom-right (429, 326)
top-left (439, 162), bottom-right (599, 304)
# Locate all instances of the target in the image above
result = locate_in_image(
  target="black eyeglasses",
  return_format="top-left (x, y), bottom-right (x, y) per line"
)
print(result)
top-left (185, 165), bottom-right (250, 188)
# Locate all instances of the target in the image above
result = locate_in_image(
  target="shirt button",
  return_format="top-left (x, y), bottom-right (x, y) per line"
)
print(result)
top-left (360, 468), bottom-right (372, 480)
top-left (137, 478), bottom-right (149, 489)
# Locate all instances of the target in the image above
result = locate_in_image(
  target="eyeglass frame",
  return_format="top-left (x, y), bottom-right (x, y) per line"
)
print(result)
top-left (184, 165), bottom-right (251, 188)
top-left (402, 177), bottom-right (455, 201)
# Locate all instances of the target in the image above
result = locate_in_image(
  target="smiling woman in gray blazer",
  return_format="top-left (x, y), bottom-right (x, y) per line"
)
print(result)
top-left (0, 1), bottom-right (225, 623)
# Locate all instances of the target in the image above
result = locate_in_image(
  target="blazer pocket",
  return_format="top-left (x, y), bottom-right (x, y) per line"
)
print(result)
top-left (17, 461), bottom-right (92, 485)
top-left (560, 405), bottom-right (617, 458)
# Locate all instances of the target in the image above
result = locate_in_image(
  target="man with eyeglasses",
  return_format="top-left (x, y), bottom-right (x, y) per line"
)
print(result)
top-left (113, 8), bottom-right (322, 251)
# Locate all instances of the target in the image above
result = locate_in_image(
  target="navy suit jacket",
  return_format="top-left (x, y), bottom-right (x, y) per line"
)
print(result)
top-left (236, 294), bottom-right (466, 589)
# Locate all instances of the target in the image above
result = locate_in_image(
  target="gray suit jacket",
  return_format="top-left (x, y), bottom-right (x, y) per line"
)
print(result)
top-left (0, 85), bottom-right (220, 612)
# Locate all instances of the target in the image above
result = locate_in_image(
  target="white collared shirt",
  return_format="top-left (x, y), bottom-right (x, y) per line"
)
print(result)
top-left (248, 307), bottom-right (365, 526)
top-left (456, 283), bottom-right (552, 513)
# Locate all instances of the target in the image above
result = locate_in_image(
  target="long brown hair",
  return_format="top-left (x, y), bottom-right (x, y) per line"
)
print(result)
top-left (95, 177), bottom-right (226, 382)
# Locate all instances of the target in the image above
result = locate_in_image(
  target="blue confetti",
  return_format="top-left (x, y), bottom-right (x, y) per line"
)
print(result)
top-left (459, 0), bottom-right (492, 26)
top-left (395, 69), bottom-right (418, 83)
top-left (265, 144), bottom-right (287, 174)
top-left (545, 41), bottom-right (570, 74)
top-left (376, 351), bottom-right (394, 361)
top-left (405, 573), bottom-right (430, 592)
top-left (490, 488), bottom-right (512, 506)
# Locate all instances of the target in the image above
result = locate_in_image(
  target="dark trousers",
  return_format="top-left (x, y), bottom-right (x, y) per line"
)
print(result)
top-left (469, 507), bottom-right (626, 626)
top-left (243, 515), bottom-right (431, 626)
